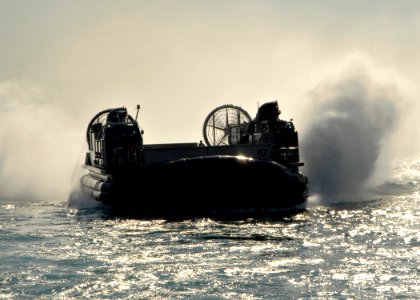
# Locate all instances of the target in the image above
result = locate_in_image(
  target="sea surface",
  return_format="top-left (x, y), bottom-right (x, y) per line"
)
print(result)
top-left (1, 157), bottom-right (419, 299)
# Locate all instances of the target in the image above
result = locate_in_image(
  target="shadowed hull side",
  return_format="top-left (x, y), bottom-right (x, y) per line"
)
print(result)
top-left (81, 156), bottom-right (308, 217)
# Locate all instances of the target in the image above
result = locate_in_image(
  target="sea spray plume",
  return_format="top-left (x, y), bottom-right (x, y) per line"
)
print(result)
top-left (301, 65), bottom-right (399, 201)
top-left (0, 80), bottom-right (82, 202)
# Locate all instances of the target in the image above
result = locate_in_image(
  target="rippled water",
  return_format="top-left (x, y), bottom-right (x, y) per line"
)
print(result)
top-left (1, 159), bottom-right (419, 299)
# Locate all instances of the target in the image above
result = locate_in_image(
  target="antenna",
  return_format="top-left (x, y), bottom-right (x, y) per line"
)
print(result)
top-left (135, 104), bottom-right (140, 121)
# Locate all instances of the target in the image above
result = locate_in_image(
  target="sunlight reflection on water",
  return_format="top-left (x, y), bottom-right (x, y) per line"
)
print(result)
top-left (1, 158), bottom-right (419, 299)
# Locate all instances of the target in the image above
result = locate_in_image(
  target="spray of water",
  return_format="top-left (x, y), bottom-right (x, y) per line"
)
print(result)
top-left (0, 79), bottom-right (84, 202)
top-left (301, 58), bottom-right (405, 202)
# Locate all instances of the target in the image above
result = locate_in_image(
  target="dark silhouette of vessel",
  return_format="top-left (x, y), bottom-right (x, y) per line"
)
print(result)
top-left (80, 101), bottom-right (308, 217)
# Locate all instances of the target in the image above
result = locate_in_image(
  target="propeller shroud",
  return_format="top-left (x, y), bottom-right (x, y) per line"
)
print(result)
top-left (202, 104), bottom-right (252, 146)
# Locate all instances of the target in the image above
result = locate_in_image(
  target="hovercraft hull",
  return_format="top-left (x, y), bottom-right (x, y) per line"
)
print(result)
top-left (81, 155), bottom-right (308, 217)
top-left (78, 103), bottom-right (309, 218)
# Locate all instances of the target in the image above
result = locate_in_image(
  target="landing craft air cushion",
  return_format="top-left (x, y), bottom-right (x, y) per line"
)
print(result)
top-left (80, 101), bottom-right (308, 217)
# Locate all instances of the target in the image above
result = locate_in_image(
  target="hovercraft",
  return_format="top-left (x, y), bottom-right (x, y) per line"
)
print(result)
top-left (80, 101), bottom-right (308, 217)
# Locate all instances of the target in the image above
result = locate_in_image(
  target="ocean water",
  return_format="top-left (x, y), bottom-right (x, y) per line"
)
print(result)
top-left (1, 158), bottom-right (419, 299)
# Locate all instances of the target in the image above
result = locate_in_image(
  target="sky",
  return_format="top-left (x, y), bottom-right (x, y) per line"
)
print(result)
top-left (1, 0), bottom-right (419, 200)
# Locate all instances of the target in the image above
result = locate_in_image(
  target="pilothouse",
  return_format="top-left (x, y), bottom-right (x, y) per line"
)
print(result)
top-left (85, 107), bottom-right (143, 173)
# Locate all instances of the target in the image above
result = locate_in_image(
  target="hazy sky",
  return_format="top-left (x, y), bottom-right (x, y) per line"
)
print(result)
top-left (1, 0), bottom-right (420, 200)
top-left (1, 1), bottom-right (420, 140)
